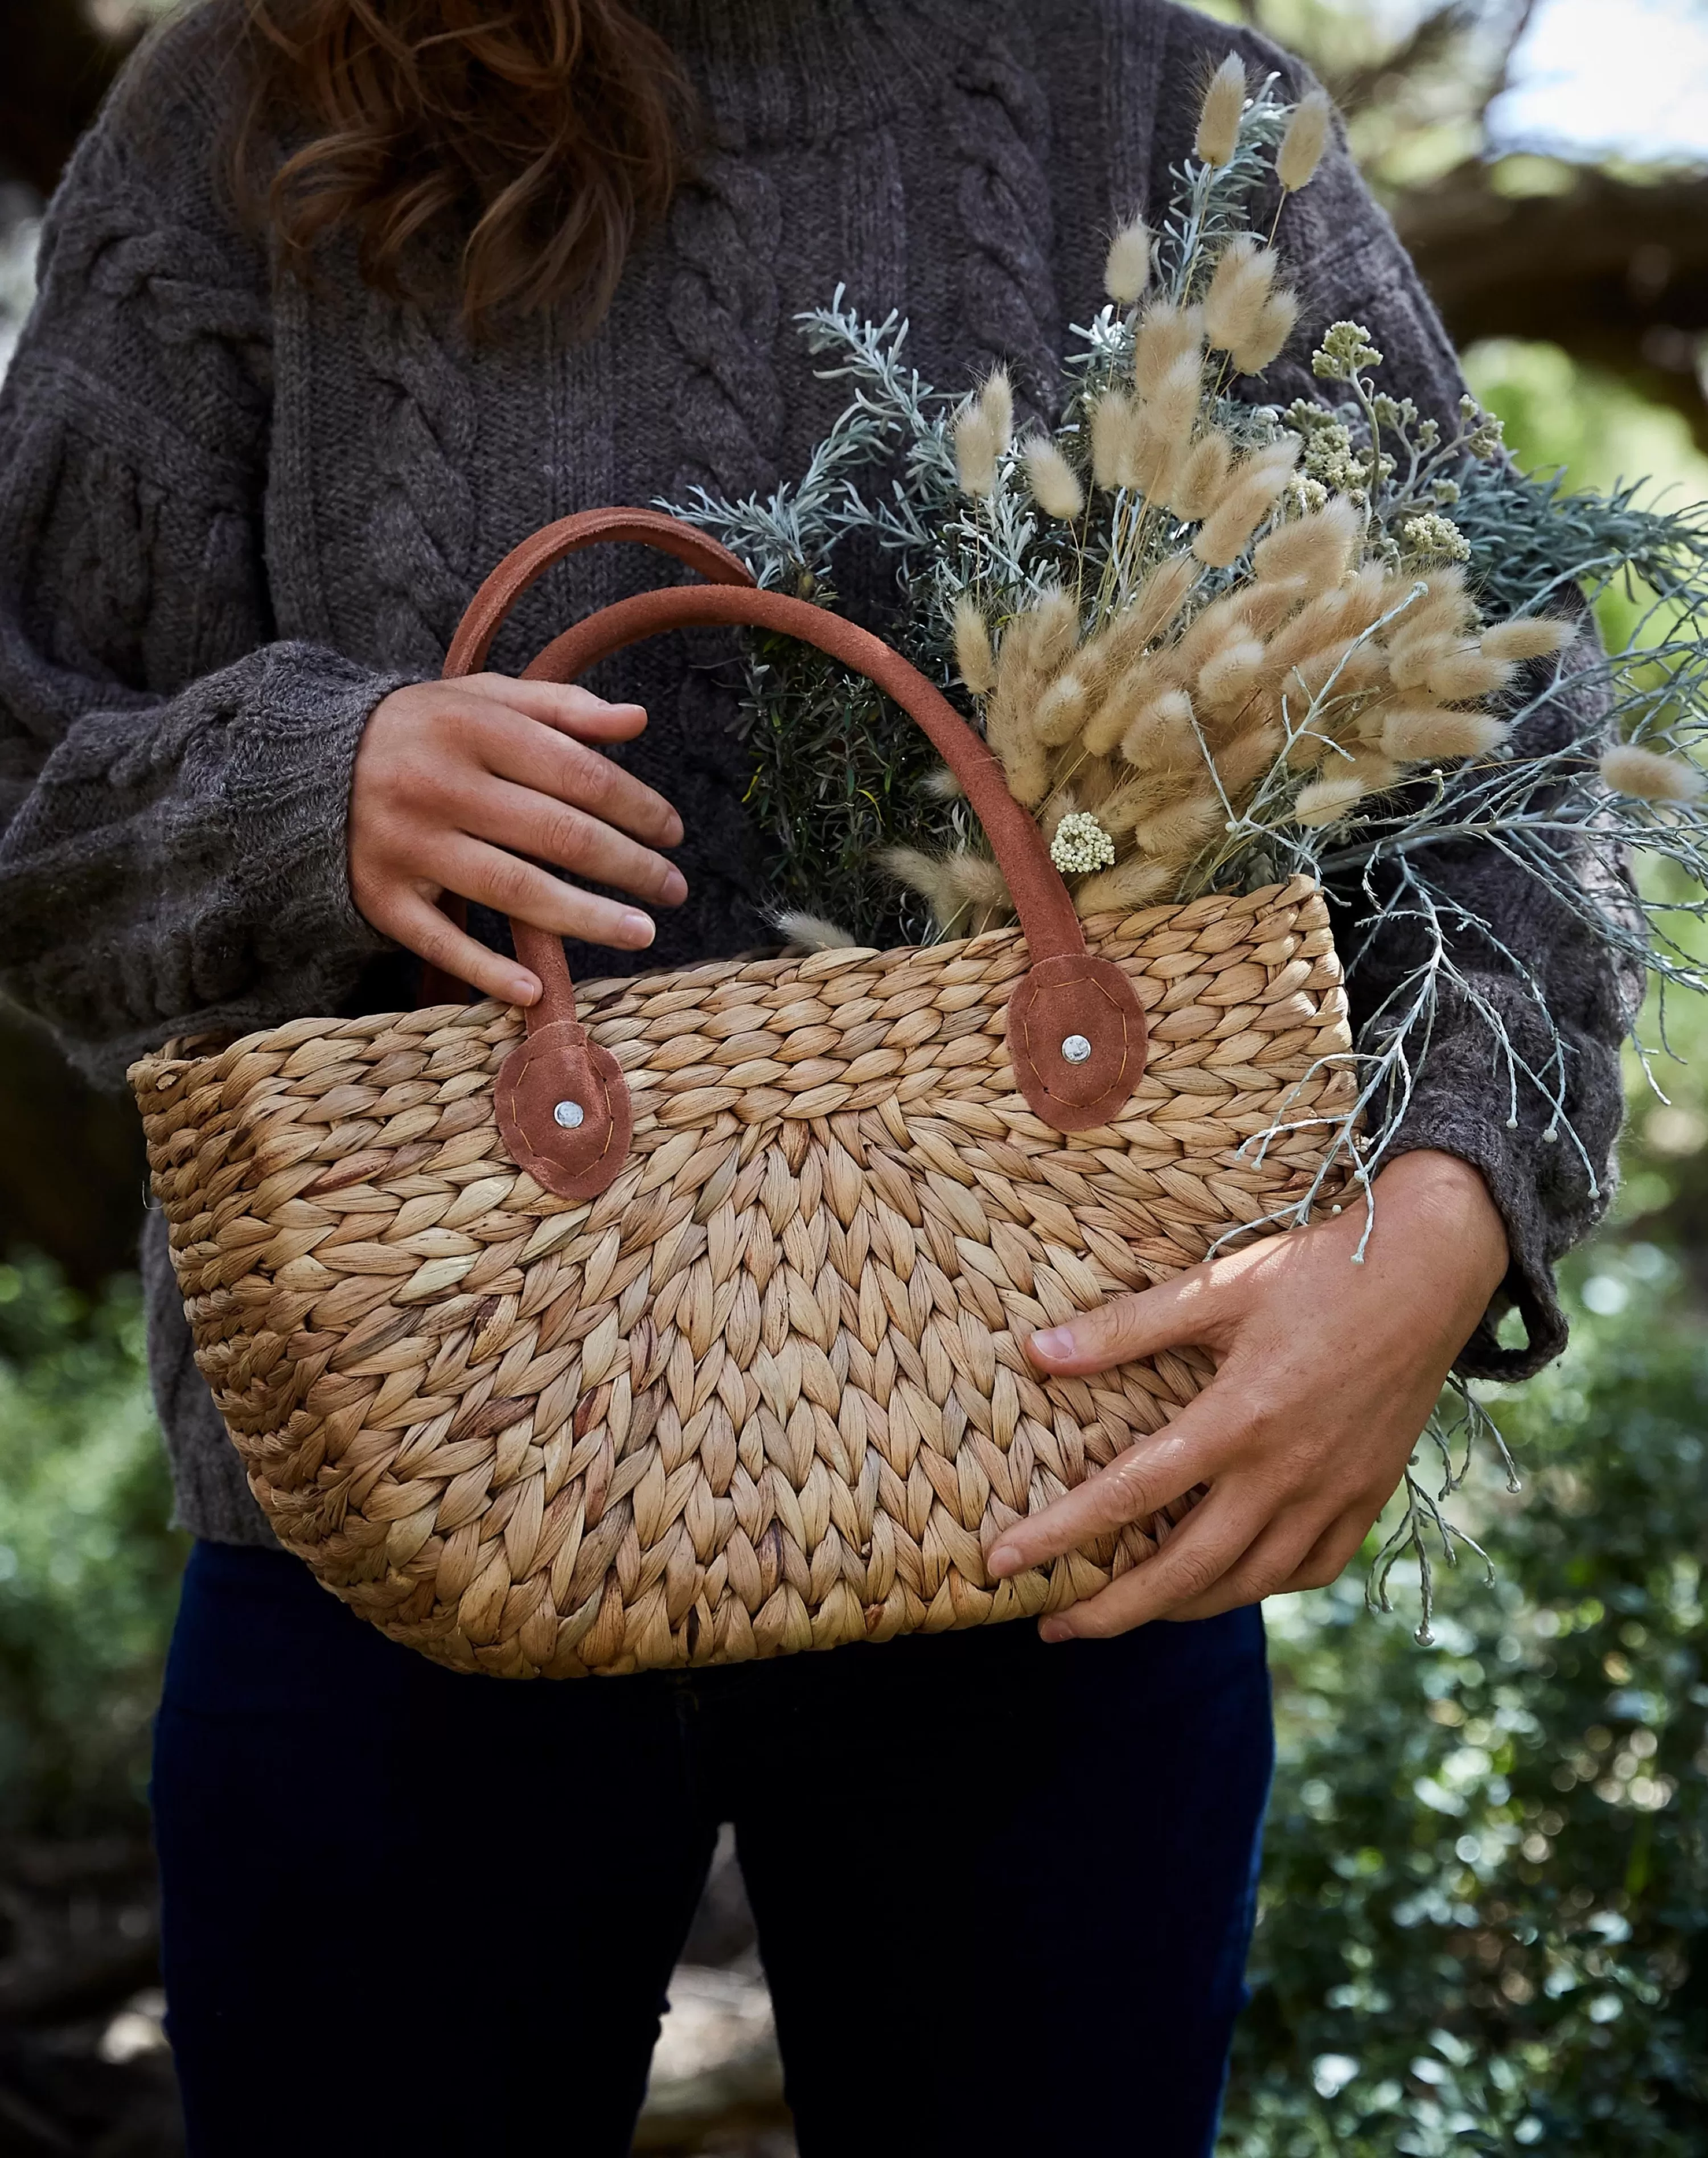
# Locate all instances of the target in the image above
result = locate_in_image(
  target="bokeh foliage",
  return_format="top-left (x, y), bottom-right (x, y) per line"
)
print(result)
top-left (0, 1258), bottom-right (184, 1836)
top-left (1225, 1253), bottom-right (1708, 2153)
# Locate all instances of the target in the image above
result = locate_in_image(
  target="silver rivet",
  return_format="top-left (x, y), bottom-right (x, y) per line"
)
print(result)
top-left (1061, 1034), bottom-right (1093, 1065)
top-left (553, 1099), bottom-right (585, 1130)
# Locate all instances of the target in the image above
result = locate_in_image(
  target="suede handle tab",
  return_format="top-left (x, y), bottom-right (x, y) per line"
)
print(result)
top-left (430, 508), bottom-right (1147, 1199)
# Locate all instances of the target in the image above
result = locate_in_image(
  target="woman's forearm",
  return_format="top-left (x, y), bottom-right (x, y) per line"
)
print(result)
top-left (0, 643), bottom-right (405, 1081)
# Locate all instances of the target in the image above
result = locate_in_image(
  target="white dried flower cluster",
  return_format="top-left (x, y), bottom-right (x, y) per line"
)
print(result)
top-left (1459, 394), bottom-right (1506, 460)
top-left (1048, 811), bottom-right (1118, 875)
top-left (1284, 404), bottom-right (1368, 496)
top-left (1400, 512), bottom-right (1472, 564)
top-left (1370, 391), bottom-right (1422, 433)
top-left (1311, 320), bottom-right (1383, 383)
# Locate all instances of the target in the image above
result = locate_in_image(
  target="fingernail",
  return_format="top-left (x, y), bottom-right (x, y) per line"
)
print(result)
top-left (511, 974), bottom-right (541, 1007)
top-left (664, 815), bottom-right (684, 847)
top-left (662, 867), bottom-right (688, 904)
top-left (622, 911), bottom-right (656, 947)
top-left (1030, 1327), bottom-right (1074, 1360)
top-left (988, 1542), bottom-right (1020, 1577)
top-left (1039, 1618), bottom-right (1072, 1645)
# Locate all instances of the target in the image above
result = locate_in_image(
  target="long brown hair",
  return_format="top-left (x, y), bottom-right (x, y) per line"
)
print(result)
top-left (232, 0), bottom-right (695, 331)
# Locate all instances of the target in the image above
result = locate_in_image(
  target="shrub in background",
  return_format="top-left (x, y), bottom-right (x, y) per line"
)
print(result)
top-left (1223, 1247), bottom-right (1708, 2155)
top-left (0, 1256), bottom-right (185, 1835)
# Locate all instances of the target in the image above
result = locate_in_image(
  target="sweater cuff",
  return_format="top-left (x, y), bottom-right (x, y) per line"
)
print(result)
top-left (233, 645), bottom-right (414, 986)
top-left (65, 649), bottom-right (417, 1090)
top-left (1378, 1115), bottom-right (1570, 1385)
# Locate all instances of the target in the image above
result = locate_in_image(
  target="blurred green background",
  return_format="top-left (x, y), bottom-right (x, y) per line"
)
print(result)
top-left (1, 0), bottom-right (1706, 2152)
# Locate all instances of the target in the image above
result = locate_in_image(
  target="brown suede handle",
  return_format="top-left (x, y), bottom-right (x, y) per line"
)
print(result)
top-left (417, 508), bottom-right (753, 1011)
top-left (443, 505), bottom-right (757, 679)
top-left (522, 585), bottom-right (1089, 964)
top-left (430, 508), bottom-right (1147, 1197)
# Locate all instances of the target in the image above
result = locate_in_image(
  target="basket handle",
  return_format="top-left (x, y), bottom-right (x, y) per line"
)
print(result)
top-left (434, 508), bottom-right (1147, 1200)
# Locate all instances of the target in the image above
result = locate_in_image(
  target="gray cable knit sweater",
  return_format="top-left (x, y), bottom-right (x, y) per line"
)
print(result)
top-left (0, 0), bottom-right (1627, 1548)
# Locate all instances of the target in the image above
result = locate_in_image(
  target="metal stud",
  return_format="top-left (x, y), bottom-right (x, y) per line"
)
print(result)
top-left (553, 1099), bottom-right (585, 1130)
top-left (1061, 1034), bottom-right (1093, 1065)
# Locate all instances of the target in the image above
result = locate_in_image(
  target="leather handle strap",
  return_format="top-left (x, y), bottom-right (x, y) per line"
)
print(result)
top-left (418, 508), bottom-right (756, 1009)
top-left (444, 506), bottom-right (757, 679)
top-left (522, 585), bottom-right (1086, 967)
top-left (429, 508), bottom-right (1147, 1197)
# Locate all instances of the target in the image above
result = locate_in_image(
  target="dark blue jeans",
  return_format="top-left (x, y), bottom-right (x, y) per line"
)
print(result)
top-left (153, 1542), bottom-right (1273, 2157)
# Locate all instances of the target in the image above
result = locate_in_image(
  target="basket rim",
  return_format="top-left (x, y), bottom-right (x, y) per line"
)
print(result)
top-left (128, 872), bottom-right (1329, 1085)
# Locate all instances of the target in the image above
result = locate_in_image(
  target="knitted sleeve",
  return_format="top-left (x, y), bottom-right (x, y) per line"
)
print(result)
top-left (1147, 6), bottom-right (1635, 1380)
top-left (0, 80), bottom-right (406, 1089)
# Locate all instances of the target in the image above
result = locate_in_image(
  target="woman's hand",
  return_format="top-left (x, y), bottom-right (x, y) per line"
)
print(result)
top-left (988, 1149), bottom-right (1510, 1639)
top-left (350, 675), bottom-right (686, 1006)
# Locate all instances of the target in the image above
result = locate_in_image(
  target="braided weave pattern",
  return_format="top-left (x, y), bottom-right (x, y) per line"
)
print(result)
top-left (934, 11), bottom-right (1060, 407)
top-left (132, 878), bottom-right (1356, 1677)
top-left (663, 157), bottom-right (786, 502)
top-left (362, 292), bottom-right (479, 667)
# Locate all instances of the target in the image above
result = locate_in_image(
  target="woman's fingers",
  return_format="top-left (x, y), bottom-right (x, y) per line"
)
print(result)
top-left (988, 1385), bottom-right (1243, 1578)
top-left (1034, 1485), bottom-right (1275, 1642)
top-left (437, 836), bottom-right (660, 951)
top-left (1158, 1502), bottom-right (1377, 1623)
top-left (380, 891), bottom-right (542, 1008)
top-left (350, 679), bottom-right (685, 975)
top-left (473, 703), bottom-right (684, 850)
top-left (461, 675), bottom-right (650, 744)
top-left (1272, 1507), bottom-right (1376, 1596)
top-left (1158, 1501), bottom-right (1340, 1623)
top-left (979, 1156), bottom-right (1515, 1646)
top-left (1026, 1261), bottom-right (1235, 1377)
top-left (469, 776), bottom-right (687, 909)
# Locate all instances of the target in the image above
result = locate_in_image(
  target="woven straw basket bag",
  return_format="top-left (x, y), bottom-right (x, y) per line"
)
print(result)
top-left (132, 510), bottom-right (1357, 1679)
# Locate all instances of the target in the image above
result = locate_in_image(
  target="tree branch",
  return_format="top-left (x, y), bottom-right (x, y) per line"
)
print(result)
top-left (1398, 162), bottom-right (1708, 448)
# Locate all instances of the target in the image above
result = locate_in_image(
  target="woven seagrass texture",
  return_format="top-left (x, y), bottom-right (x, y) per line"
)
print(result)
top-left (132, 876), bottom-right (1357, 1677)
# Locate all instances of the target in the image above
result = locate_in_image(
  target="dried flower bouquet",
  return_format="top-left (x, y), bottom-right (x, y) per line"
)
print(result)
top-left (672, 61), bottom-right (1708, 1623)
